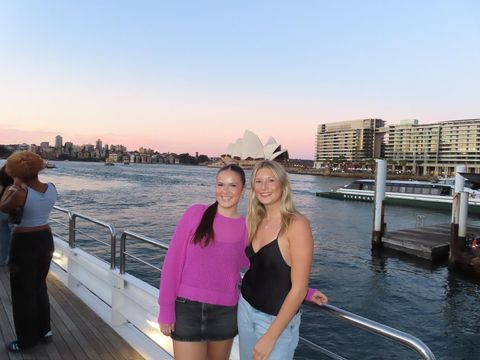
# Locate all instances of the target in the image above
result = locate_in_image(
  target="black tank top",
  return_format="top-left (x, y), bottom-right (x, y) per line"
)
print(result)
top-left (241, 237), bottom-right (292, 316)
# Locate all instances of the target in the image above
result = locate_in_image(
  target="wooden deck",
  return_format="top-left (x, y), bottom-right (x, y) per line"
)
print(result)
top-left (382, 223), bottom-right (480, 261)
top-left (0, 266), bottom-right (145, 360)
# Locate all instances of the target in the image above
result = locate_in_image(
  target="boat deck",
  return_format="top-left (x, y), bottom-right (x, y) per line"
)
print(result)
top-left (383, 223), bottom-right (480, 261)
top-left (0, 266), bottom-right (144, 360)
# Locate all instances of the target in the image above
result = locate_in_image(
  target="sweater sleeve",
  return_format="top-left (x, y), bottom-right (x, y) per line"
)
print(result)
top-left (158, 206), bottom-right (198, 324)
top-left (305, 288), bottom-right (316, 301)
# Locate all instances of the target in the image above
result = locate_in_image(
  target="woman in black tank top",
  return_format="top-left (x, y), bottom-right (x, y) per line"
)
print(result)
top-left (238, 160), bottom-right (328, 360)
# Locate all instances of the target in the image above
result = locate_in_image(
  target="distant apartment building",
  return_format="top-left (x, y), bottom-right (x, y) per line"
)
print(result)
top-left (55, 135), bottom-right (63, 149)
top-left (314, 119), bottom-right (385, 168)
top-left (385, 119), bottom-right (480, 176)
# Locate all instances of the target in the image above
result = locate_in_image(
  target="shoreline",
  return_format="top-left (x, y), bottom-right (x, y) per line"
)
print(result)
top-left (284, 167), bottom-right (438, 182)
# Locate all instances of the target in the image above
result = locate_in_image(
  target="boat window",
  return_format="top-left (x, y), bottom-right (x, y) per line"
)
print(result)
top-left (441, 187), bottom-right (451, 195)
top-left (430, 187), bottom-right (441, 195)
top-left (414, 186), bottom-right (423, 194)
top-left (399, 186), bottom-right (406, 193)
top-left (386, 185), bottom-right (392, 192)
top-left (421, 187), bottom-right (431, 195)
top-left (391, 185), bottom-right (399, 192)
top-left (347, 182), bottom-right (361, 190)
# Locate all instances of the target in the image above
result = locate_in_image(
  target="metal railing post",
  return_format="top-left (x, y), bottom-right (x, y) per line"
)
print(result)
top-left (69, 213), bottom-right (76, 248)
top-left (120, 232), bottom-right (126, 274)
top-left (110, 233), bottom-right (117, 270)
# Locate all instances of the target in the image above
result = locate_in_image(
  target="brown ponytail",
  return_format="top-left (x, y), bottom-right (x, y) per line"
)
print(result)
top-left (192, 201), bottom-right (218, 247)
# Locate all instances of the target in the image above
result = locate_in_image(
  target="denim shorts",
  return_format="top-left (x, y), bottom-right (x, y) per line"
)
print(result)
top-left (171, 297), bottom-right (238, 342)
top-left (237, 294), bottom-right (301, 360)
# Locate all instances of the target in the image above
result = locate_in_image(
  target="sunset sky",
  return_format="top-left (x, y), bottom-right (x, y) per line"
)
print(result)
top-left (1, 1), bottom-right (479, 159)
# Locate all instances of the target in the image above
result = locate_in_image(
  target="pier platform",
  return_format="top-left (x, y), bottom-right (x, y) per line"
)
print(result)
top-left (382, 223), bottom-right (480, 261)
top-left (0, 266), bottom-right (144, 360)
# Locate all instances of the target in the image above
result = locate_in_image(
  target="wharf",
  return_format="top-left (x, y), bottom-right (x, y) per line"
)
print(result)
top-left (382, 223), bottom-right (480, 261)
top-left (0, 266), bottom-right (144, 360)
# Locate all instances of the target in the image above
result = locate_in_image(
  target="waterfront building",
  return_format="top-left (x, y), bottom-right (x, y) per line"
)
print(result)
top-left (64, 142), bottom-right (73, 155)
top-left (385, 118), bottom-right (480, 176)
top-left (55, 135), bottom-right (63, 149)
top-left (314, 119), bottom-right (385, 169)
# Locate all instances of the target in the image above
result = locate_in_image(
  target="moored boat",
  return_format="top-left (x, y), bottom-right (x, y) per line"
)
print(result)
top-left (317, 179), bottom-right (480, 213)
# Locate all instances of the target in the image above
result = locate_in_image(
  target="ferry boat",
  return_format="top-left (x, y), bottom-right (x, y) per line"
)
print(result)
top-left (317, 179), bottom-right (480, 213)
top-left (105, 159), bottom-right (115, 166)
top-left (46, 161), bottom-right (56, 169)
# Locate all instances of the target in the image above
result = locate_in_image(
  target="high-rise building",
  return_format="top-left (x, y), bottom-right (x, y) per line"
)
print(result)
top-left (96, 139), bottom-right (102, 150)
top-left (385, 119), bottom-right (480, 176)
top-left (314, 119), bottom-right (385, 168)
top-left (55, 135), bottom-right (63, 149)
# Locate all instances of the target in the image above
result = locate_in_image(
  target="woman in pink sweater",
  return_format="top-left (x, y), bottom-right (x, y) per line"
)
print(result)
top-left (159, 164), bottom-right (248, 360)
top-left (158, 163), bottom-right (327, 360)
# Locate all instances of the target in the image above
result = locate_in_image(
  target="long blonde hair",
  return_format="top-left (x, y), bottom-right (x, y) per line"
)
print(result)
top-left (246, 160), bottom-right (299, 242)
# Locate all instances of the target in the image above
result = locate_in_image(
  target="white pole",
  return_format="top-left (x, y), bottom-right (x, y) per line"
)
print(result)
top-left (458, 192), bottom-right (469, 238)
top-left (451, 165), bottom-right (465, 225)
top-left (454, 165), bottom-right (466, 193)
top-left (372, 159), bottom-right (387, 247)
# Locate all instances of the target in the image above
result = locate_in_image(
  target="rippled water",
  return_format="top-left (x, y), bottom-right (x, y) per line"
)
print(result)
top-left (4, 160), bottom-right (479, 360)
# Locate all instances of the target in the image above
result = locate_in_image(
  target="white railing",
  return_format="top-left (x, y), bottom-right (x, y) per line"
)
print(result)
top-left (50, 206), bottom-right (436, 360)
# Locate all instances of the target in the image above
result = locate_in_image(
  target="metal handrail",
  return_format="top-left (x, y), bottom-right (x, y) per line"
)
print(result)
top-left (304, 302), bottom-right (436, 360)
top-left (119, 230), bottom-right (169, 274)
top-left (52, 206), bottom-right (117, 269)
top-left (51, 207), bottom-right (436, 359)
top-left (119, 230), bottom-right (436, 360)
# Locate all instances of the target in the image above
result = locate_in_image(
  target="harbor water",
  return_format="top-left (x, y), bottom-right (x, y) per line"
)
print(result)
top-left (5, 160), bottom-right (479, 359)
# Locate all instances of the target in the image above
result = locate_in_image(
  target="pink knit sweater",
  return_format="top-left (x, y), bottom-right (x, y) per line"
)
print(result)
top-left (157, 204), bottom-right (317, 324)
top-left (158, 204), bottom-right (248, 323)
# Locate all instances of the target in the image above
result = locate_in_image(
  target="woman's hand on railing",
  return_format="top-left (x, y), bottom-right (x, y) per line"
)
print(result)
top-left (309, 290), bottom-right (328, 306)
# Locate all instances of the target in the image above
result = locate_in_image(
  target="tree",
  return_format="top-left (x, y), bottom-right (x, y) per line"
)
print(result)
top-left (197, 155), bottom-right (210, 163)
top-left (178, 153), bottom-right (198, 165)
top-left (0, 145), bottom-right (13, 159)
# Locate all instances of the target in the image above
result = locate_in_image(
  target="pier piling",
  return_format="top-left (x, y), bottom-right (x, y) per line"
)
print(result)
top-left (458, 192), bottom-right (469, 250)
top-left (449, 165), bottom-right (467, 267)
top-left (372, 159), bottom-right (387, 248)
top-left (449, 194), bottom-right (460, 265)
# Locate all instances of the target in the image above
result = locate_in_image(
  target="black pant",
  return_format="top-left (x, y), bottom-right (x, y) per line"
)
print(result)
top-left (9, 228), bottom-right (54, 348)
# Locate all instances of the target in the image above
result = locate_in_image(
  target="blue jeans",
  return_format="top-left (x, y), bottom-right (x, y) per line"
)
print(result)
top-left (237, 295), bottom-right (301, 360)
top-left (0, 212), bottom-right (12, 265)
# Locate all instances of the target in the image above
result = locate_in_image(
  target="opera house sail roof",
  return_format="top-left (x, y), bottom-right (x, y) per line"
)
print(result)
top-left (225, 130), bottom-right (288, 161)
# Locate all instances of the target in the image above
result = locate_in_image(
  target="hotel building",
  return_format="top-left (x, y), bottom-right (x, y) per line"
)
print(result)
top-left (314, 118), bottom-right (480, 176)
top-left (384, 118), bottom-right (480, 176)
top-left (314, 119), bottom-right (385, 168)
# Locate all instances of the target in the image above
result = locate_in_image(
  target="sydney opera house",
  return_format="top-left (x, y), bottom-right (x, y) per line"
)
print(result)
top-left (212, 130), bottom-right (288, 167)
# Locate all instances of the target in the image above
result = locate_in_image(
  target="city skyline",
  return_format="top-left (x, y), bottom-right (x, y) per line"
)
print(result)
top-left (1, 1), bottom-right (479, 158)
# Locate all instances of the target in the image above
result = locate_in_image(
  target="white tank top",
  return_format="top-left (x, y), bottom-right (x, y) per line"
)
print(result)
top-left (17, 183), bottom-right (57, 227)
